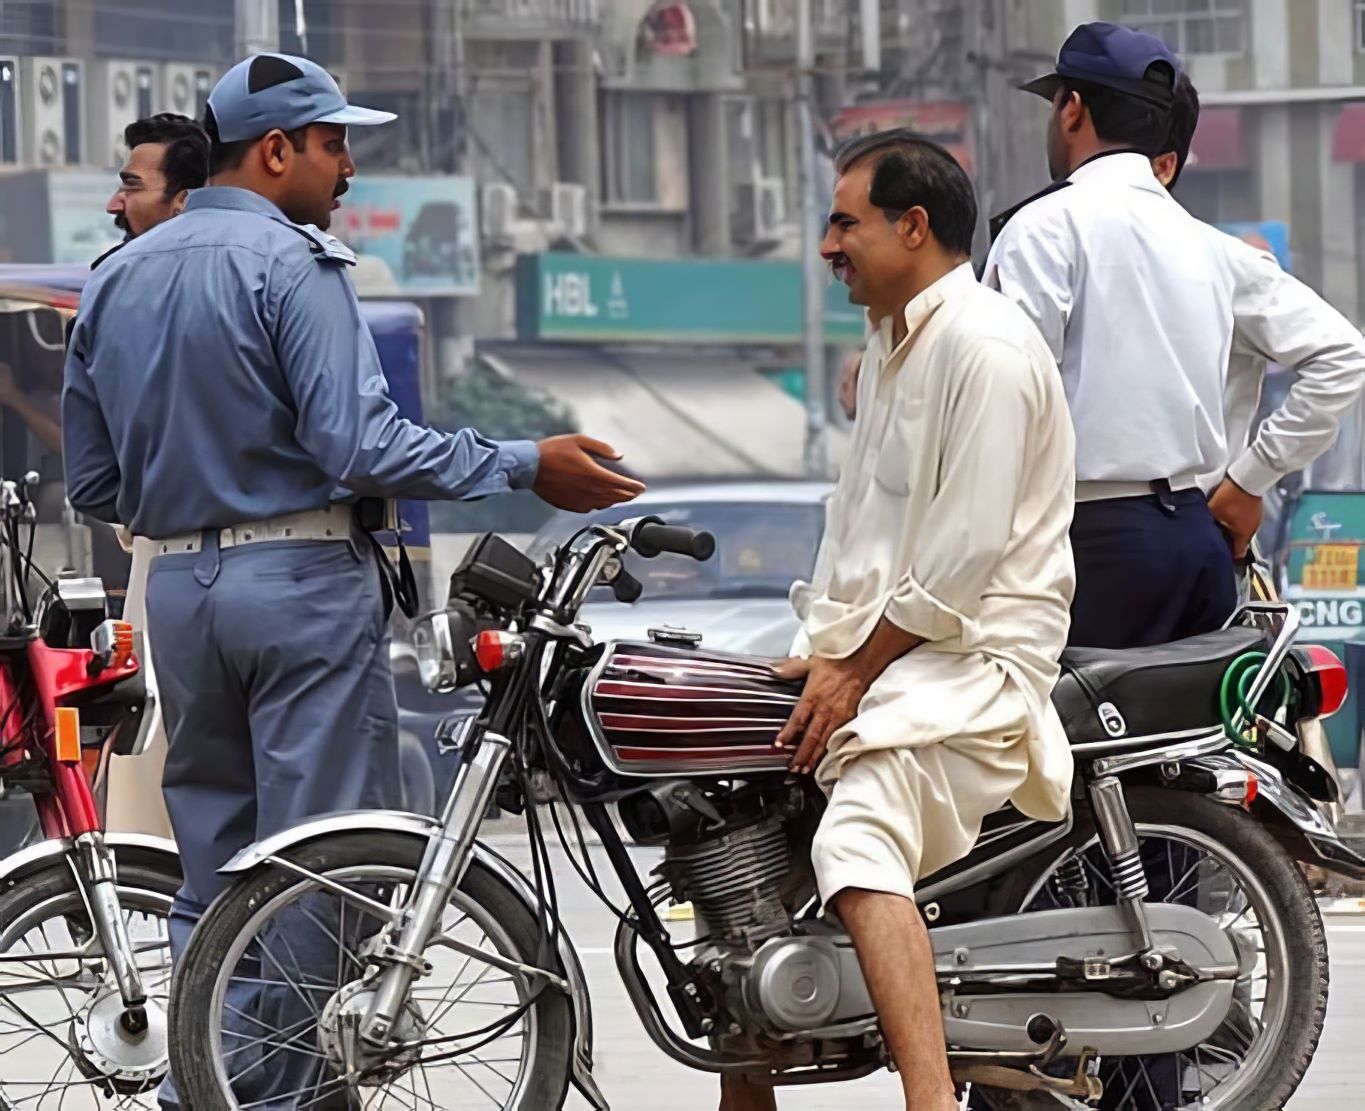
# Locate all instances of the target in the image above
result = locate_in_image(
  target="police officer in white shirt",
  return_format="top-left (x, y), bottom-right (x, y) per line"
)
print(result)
top-left (983, 22), bottom-right (1240, 650)
top-left (1154, 73), bottom-right (1365, 554)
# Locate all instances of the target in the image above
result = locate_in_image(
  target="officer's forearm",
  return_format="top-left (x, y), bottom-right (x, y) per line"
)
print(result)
top-left (339, 418), bottom-right (538, 502)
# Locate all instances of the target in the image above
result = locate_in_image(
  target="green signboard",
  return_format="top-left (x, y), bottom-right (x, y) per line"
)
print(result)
top-left (516, 252), bottom-right (867, 345)
top-left (1283, 491), bottom-right (1365, 768)
top-left (1285, 491), bottom-right (1365, 638)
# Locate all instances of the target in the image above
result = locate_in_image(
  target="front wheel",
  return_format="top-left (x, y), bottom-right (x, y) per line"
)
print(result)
top-left (0, 852), bottom-right (178, 1108)
top-left (987, 786), bottom-right (1328, 1111)
top-left (168, 830), bottom-right (575, 1110)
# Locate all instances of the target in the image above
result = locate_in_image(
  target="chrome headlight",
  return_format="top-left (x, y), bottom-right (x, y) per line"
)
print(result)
top-left (411, 612), bottom-right (457, 693)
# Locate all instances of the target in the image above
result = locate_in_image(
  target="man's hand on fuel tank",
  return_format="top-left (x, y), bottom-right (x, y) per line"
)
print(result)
top-left (1208, 477), bottom-right (1263, 559)
top-left (775, 657), bottom-right (870, 775)
top-left (533, 435), bottom-right (646, 513)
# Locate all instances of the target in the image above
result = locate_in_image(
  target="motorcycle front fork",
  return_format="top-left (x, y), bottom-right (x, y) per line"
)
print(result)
top-left (358, 730), bottom-right (512, 1047)
top-left (70, 832), bottom-right (150, 1032)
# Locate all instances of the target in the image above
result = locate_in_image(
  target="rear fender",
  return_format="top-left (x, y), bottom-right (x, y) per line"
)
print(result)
top-left (1187, 752), bottom-right (1365, 879)
top-left (220, 809), bottom-right (607, 1110)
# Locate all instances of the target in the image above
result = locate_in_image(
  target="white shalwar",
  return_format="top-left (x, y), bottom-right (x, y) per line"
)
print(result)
top-left (791, 263), bottom-right (1077, 905)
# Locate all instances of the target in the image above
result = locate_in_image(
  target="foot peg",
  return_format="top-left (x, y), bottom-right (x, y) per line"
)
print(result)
top-left (953, 1047), bottom-right (1102, 1106)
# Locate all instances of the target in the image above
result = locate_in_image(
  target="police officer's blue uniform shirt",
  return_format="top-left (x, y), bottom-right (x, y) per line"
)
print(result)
top-left (61, 186), bottom-right (539, 537)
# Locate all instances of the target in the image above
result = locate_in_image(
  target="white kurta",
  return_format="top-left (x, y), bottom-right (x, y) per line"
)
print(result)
top-left (792, 263), bottom-right (1077, 900)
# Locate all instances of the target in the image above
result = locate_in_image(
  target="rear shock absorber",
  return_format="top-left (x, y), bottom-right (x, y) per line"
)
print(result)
top-left (1051, 852), bottom-right (1090, 905)
top-left (1088, 777), bottom-right (1153, 951)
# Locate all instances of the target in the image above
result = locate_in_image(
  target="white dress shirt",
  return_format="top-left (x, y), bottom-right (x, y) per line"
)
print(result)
top-left (791, 263), bottom-right (1076, 821)
top-left (983, 152), bottom-right (1238, 488)
top-left (1200, 229), bottom-right (1365, 495)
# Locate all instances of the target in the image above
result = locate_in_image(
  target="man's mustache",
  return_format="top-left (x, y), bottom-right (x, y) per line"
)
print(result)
top-left (333, 180), bottom-right (349, 199)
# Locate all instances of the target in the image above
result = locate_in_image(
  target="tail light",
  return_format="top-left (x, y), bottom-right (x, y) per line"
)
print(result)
top-left (474, 630), bottom-right (524, 674)
top-left (1297, 644), bottom-right (1348, 719)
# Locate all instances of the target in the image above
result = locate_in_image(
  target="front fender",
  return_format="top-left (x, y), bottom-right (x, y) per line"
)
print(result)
top-left (219, 809), bottom-right (607, 1110)
top-left (0, 832), bottom-right (180, 888)
top-left (1190, 752), bottom-right (1365, 878)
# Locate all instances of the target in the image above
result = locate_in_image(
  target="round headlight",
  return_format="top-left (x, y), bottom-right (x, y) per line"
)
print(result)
top-left (412, 612), bottom-right (457, 693)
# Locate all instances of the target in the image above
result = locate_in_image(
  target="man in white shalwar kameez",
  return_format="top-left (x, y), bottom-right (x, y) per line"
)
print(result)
top-left (719, 132), bottom-right (1076, 1111)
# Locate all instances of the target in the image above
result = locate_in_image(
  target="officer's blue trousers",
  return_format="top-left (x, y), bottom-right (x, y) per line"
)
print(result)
top-left (149, 533), bottom-right (401, 1109)
top-left (1068, 489), bottom-right (1239, 649)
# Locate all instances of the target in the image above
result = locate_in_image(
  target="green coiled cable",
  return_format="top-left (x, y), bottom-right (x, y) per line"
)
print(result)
top-left (1219, 650), bottom-right (1291, 747)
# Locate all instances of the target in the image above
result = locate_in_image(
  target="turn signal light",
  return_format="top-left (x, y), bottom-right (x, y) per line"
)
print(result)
top-left (1302, 644), bottom-right (1348, 719)
top-left (473, 630), bottom-right (523, 674)
top-left (90, 620), bottom-right (135, 671)
top-left (54, 707), bottom-right (80, 764)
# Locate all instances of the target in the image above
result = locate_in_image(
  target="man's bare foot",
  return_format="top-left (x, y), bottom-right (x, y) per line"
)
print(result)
top-left (718, 1074), bottom-right (777, 1111)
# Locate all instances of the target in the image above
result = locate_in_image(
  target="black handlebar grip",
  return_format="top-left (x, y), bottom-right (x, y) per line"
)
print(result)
top-left (633, 522), bottom-right (716, 561)
top-left (612, 568), bottom-right (644, 603)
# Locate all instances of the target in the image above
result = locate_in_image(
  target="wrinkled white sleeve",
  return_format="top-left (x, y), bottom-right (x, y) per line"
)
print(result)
top-left (882, 338), bottom-right (1037, 643)
top-left (1224, 238), bottom-right (1365, 496)
top-left (788, 342), bottom-right (878, 658)
top-left (981, 208), bottom-right (1075, 367)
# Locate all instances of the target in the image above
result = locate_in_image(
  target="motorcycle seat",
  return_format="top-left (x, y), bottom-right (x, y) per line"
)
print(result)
top-left (1051, 626), bottom-right (1271, 746)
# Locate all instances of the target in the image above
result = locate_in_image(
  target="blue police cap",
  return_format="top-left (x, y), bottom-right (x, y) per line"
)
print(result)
top-left (207, 53), bottom-right (395, 143)
top-left (1021, 22), bottom-right (1179, 108)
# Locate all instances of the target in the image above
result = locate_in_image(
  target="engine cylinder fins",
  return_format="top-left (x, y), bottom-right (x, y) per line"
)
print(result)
top-left (666, 818), bottom-right (790, 938)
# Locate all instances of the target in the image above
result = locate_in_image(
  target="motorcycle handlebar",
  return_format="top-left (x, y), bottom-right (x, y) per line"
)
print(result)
top-left (631, 520), bottom-right (716, 562)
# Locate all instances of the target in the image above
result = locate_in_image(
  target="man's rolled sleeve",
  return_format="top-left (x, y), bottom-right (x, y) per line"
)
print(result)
top-left (1227, 239), bottom-right (1365, 493)
top-left (883, 579), bottom-right (973, 643)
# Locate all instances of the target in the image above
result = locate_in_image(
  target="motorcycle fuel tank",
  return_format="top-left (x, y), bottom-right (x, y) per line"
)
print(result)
top-left (581, 641), bottom-right (799, 776)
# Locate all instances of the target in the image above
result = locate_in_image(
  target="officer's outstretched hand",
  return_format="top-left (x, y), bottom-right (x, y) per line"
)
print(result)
top-left (533, 435), bottom-right (646, 513)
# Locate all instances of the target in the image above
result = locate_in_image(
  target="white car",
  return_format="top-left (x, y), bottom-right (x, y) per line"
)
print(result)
top-left (527, 480), bottom-right (832, 658)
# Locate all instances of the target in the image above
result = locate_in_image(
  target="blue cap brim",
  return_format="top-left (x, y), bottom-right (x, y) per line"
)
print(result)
top-left (315, 104), bottom-right (397, 128)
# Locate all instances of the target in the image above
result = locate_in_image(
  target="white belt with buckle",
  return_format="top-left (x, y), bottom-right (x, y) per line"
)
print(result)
top-left (1075, 475), bottom-right (1203, 504)
top-left (146, 505), bottom-right (352, 558)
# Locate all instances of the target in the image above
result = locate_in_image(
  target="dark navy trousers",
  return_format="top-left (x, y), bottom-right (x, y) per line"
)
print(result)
top-left (1068, 489), bottom-right (1238, 649)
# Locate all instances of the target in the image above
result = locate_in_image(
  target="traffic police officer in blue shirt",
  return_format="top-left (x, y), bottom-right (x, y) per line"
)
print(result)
top-left (61, 54), bottom-right (643, 1107)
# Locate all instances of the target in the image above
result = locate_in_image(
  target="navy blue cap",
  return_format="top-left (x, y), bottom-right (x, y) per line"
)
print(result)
top-left (1022, 22), bottom-right (1179, 108)
top-left (207, 53), bottom-right (395, 143)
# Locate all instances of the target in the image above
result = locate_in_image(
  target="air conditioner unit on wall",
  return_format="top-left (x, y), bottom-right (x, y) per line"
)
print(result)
top-left (21, 57), bottom-right (84, 167)
top-left (548, 182), bottom-right (588, 240)
top-left (161, 62), bottom-right (216, 121)
top-left (753, 0), bottom-right (795, 36)
top-left (89, 61), bottom-right (159, 169)
top-left (0, 58), bottom-right (21, 165)
top-left (481, 182), bottom-right (519, 244)
top-left (734, 174), bottom-right (787, 244)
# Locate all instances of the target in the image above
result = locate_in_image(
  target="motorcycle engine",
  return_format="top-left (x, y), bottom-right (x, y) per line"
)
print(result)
top-left (620, 780), bottom-right (875, 1054)
top-left (619, 779), bottom-right (820, 942)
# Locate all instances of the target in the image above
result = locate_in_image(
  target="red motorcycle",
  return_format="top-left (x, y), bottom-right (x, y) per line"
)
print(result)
top-left (0, 472), bottom-right (179, 1108)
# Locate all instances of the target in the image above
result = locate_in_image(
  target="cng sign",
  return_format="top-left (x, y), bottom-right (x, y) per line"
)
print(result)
top-left (1289, 595), bottom-right (1365, 637)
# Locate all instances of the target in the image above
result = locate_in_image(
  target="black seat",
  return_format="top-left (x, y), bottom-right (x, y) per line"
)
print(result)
top-left (1051, 626), bottom-right (1271, 745)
